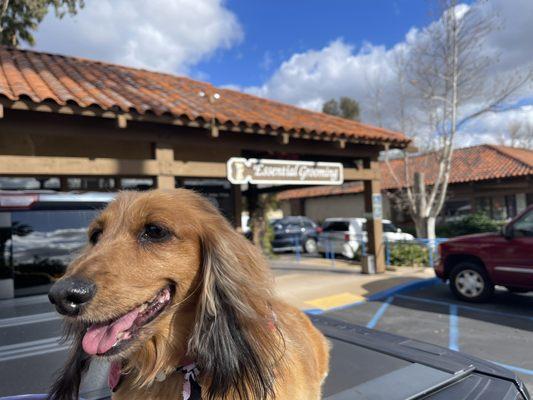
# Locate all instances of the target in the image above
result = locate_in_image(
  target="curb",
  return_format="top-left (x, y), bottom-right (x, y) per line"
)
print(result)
top-left (305, 277), bottom-right (440, 316)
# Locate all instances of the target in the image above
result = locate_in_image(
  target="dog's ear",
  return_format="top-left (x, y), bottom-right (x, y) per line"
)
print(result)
top-left (48, 330), bottom-right (91, 400)
top-left (188, 222), bottom-right (283, 400)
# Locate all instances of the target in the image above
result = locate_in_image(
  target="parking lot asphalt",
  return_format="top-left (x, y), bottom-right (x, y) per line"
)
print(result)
top-left (325, 282), bottom-right (533, 393)
top-left (271, 255), bottom-right (435, 310)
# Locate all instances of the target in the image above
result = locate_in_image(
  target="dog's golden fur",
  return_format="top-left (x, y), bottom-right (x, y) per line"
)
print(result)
top-left (49, 189), bottom-right (329, 400)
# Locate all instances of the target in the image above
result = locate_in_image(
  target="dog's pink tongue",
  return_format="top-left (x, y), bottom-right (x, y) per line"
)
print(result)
top-left (82, 309), bottom-right (140, 355)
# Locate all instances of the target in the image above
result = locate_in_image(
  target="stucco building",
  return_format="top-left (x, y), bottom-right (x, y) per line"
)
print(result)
top-left (278, 144), bottom-right (533, 225)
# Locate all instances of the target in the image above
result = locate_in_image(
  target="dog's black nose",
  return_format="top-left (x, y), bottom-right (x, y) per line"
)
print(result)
top-left (48, 277), bottom-right (96, 316)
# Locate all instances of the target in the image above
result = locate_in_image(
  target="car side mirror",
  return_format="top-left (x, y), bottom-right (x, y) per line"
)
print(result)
top-left (502, 225), bottom-right (513, 239)
top-left (396, 228), bottom-right (402, 233)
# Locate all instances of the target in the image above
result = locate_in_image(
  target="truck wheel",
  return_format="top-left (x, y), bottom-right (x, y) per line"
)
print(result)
top-left (449, 262), bottom-right (494, 302)
top-left (304, 238), bottom-right (318, 254)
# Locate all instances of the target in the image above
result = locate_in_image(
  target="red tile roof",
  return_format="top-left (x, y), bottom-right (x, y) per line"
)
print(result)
top-left (278, 144), bottom-right (533, 200)
top-left (0, 46), bottom-right (409, 146)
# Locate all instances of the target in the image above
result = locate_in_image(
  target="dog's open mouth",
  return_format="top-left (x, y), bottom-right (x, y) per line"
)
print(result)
top-left (82, 285), bottom-right (174, 356)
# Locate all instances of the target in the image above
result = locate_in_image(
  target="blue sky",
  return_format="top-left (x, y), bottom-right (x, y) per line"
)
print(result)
top-left (197, 0), bottom-right (432, 87)
top-left (32, 0), bottom-right (533, 147)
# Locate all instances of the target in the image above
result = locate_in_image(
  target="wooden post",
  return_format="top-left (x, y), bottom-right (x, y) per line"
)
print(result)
top-left (153, 142), bottom-right (175, 189)
top-left (59, 176), bottom-right (69, 191)
top-left (231, 184), bottom-right (242, 229)
top-left (363, 160), bottom-right (385, 273)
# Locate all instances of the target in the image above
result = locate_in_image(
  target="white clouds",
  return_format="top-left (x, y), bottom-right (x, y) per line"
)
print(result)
top-left (244, 0), bottom-right (533, 148)
top-left (461, 105), bottom-right (533, 146)
top-left (31, 0), bottom-right (243, 75)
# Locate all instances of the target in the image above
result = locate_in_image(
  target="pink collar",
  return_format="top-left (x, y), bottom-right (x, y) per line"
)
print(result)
top-left (108, 360), bottom-right (200, 400)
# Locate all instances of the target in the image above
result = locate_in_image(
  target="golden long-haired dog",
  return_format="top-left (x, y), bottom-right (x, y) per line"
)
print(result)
top-left (48, 189), bottom-right (329, 400)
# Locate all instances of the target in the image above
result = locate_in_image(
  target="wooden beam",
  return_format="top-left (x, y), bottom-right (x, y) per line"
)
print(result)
top-left (209, 119), bottom-right (219, 138)
top-left (171, 160), bottom-right (226, 178)
top-left (343, 167), bottom-right (380, 181)
top-left (0, 155), bottom-right (227, 178)
top-left (117, 115), bottom-right (127, 129)
top-left (277, 132), bottom-right (290, 145)
top-left (153, 142), bottom-right (174, 189)
top-left (0, 97), bottom-right (409, 149)
top-left (335, 139), bottom-right (347, 149)
top-left (363, 160), bottom-right (385, 274)
top-left (0, 111), bottom-right (385, 159)
top-left (0, 155), bottom-right (159, 176)
top-left (0, 152), bottom-right (378, 182)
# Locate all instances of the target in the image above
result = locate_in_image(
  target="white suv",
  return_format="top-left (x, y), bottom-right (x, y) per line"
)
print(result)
top-left (317, 218), bottom-right (414, 259)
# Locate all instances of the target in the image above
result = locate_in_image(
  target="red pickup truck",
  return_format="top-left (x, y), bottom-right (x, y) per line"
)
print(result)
top-left (436, 205), bottom-right (533, 302)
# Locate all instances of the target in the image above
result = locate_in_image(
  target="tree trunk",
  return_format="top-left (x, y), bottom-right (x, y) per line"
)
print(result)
top-left (412, 215), bottom-right (436, 239)
top-left (426, 216), bottom-right (436, 240)
top-left (413, 217), bottom-right (428, 238)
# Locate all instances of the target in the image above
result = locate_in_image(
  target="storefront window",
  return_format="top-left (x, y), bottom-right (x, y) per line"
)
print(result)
top-left (121, 178), bottom-right (154, 190)
top-left (180, 179), bottom-right (234, 223)
top-left (68, 177), bottom-right (116, 190)
top-left (443, 200), bottom-right (471, 220)
top-left (475, 197), bottom-right (491, 217)
top-left (475, 195), bottom-right (517, 220)
top-left (505, 195), bottom-right (517, 219)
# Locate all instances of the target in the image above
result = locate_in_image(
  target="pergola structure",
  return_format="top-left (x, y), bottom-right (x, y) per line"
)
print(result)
top-left (0, 46), bottom-right (410, 273)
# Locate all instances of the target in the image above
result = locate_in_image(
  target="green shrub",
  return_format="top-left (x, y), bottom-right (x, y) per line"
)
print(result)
top-left (388, 242), bottom-right (429, 267)
top-left (437, 213), bottom-right (500, 237)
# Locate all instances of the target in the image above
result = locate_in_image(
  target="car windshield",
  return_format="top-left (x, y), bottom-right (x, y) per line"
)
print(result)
top-left (512, 209), bottom-right (533, 237)
top-left (322, 221), bottom-right (350, 232)
top-left (383, 222), bottom-right (398, 233)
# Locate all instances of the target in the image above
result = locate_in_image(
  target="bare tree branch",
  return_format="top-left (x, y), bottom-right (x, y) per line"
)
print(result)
top-left (377, 0), bottom-right (532, 238)
top-left (0, 0), bottom-right (9, 33)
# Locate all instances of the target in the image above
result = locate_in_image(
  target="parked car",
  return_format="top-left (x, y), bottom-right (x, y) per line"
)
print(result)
top-left (436, 205), bottom-right (533, 302)
top-left (3, 301), bottom-right (529, 399)
top-left (315, 315), bottom-right (530, 400)
top-left (371, 220), bottom-right (415, 242)
top-left (0, 191), bottom-right (115, 299)
top-left (317, 218), bottom-right (414, 259)
top-left (0, 191), bottom-right (114, 398)
top-left (271, 216), bottom-right (319, 253)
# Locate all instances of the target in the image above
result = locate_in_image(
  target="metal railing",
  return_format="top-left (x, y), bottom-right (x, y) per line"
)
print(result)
top-left (285, 235), bottom-right (448, 269)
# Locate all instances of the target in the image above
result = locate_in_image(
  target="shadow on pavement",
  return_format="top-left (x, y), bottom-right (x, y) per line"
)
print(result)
top-left (361, 276), bottom-right (429, 296)
top-left (269, 265), bottom-right (361, 275)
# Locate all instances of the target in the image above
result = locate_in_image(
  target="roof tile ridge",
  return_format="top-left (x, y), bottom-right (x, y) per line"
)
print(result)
top-left (486, 144), bottom-right (533, 170)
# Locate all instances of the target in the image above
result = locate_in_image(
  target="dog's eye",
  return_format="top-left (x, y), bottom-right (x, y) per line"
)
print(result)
top-left (89, 229), bottom-right (103, 245)
top-left (140, 224), bottom-right (171, 243)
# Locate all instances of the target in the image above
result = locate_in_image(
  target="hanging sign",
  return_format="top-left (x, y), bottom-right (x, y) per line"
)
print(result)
top-left (372, 193), bottom-right (383, 220)
top-left (227, 158), bottom-right (344, 185)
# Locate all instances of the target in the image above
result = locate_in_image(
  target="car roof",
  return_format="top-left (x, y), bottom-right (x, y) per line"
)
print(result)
top-left (279, 216), bottom-right (314, 221)
top-left (323, 218), bottom-right (393, 224)
top-left (324, 217), bottom-right (365, 222)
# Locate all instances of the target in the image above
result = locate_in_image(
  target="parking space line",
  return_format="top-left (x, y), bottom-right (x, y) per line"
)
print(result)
top-left (449, 304), bottom-right (459, 351)
top-left (366, 296), bottom-right (393, 329)
top-left (396, 294), bottom-right (533, 322)
top-left (305, 292), bottom-right (366, 312)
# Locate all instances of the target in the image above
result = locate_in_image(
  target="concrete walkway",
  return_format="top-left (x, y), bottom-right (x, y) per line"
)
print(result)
top-left (270, 255), bottom-right (436, 311)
